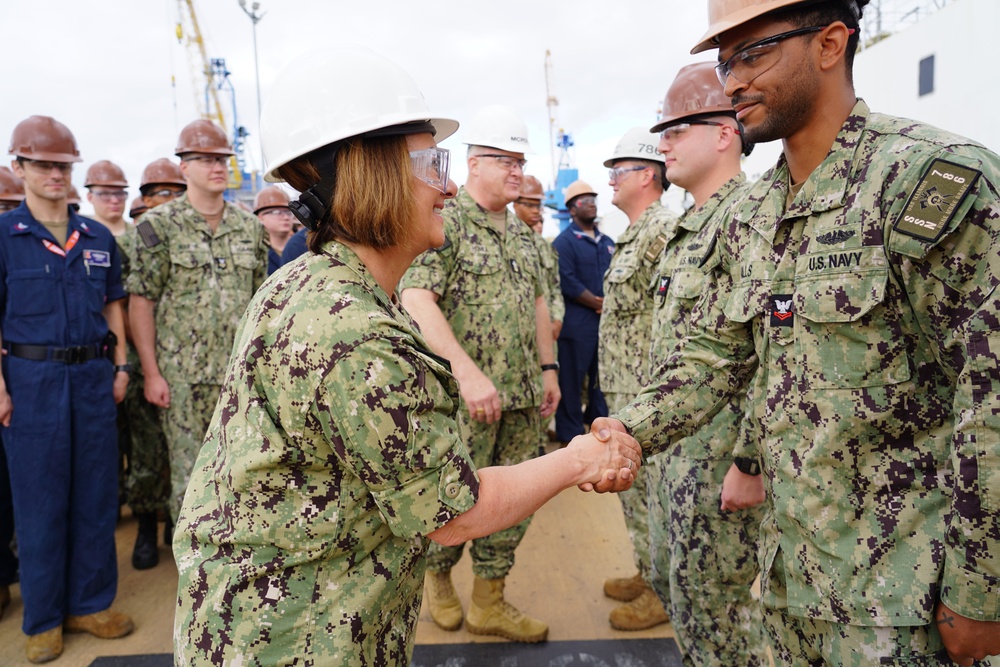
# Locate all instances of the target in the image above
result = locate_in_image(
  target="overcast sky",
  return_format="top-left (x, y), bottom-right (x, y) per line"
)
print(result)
top-left (6, 0), bottom-right (779, 237)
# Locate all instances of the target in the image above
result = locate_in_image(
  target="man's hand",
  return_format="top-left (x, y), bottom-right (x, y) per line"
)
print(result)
top-left (574, 424), bottom-right (640, 493)
top-left (590, 417), bottom-right (629, 438)
top-left (936, 601), bottom-right (1000, 666)
top-left (551, 320), bottom-right (563, 341)
top-left (456, 367), bottom-right (501, 424)
top-left (539, 370), bottom-right (560, 419)
top-left (113, 371), bottom-right (129, 405)
top-left (145, 374), bottom-right (171, 409)
top-left (594, 296), bottom-right (604, 315)
top-left (721, 463), bottom-right (766, 511)
top-left (0, 387), bottom-right (11, 427)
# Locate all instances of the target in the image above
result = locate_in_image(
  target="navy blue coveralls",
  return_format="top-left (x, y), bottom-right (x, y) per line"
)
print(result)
top-left (0, 202), bottom-right (124, 635)
top-left (551, 222), bottom-right (614, 442)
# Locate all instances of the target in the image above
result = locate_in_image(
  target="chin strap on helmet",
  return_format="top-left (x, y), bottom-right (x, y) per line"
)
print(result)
top-left (289, 148), bottom-right (338, 231)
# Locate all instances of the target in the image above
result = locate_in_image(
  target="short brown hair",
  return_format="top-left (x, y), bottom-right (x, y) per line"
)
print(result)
top-left (276, 135), bottom-right (416, 253)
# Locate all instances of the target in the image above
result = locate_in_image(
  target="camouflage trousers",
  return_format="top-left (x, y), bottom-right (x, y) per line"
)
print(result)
top-left (649, 455), bottom-right (767, 667)
top-left (122, 372), bottom-right (170, 514)
top-left (160, 382), bottom-right (222, 523)
top-left (605, 392), bottom-right (653, 580)
top-left (425, 407), bottom-right (540, 580)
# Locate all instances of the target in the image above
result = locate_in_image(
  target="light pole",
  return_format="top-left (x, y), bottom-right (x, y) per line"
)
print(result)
top-left (237, 0), bottom-right (264, 123)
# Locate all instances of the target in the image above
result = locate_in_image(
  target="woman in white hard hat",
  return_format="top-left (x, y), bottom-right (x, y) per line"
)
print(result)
top-left (171, 45), bottom-right (641, 667)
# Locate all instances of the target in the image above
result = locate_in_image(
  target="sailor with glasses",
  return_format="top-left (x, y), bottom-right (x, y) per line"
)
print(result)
top-left (126, 119), bottom-right (268, 530)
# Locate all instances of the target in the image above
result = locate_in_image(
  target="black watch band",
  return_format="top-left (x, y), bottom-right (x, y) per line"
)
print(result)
top-left (541, 363), bottom-right (559, 372)
top-left (734, 456), bottom-right (761, 476)
top-left (114, 364), bottom-right (133, 374)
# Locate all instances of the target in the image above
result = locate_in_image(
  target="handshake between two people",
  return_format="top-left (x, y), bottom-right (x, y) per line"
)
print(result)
top-left (565, 418), bottom-right (642, 494)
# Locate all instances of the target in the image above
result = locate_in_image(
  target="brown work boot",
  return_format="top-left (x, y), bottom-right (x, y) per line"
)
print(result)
top-left (424, 570), bottom-right (463, 631)
top-left (609, 588), bottom-right (670, 631)
top-left (603, 572), bottom-right (646, 602)
top-left (466, 576), bottom-right (548, 643)
top-left (65, 609), bottom-right (135, 639)
top-left (25, 626), bottom-right (63, 664)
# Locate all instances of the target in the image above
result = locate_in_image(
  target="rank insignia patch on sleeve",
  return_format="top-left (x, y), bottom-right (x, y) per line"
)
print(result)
top-left (893, 158), bottom-right (981, 242)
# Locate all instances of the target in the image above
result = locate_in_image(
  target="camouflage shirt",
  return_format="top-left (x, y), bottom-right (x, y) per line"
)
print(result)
top-left (124, 194), bottom-right (268, 385)
top-left (174, 242), bottom-right (479, 667)
top-left (114, 223), bottom-right (142, 370)
top-left (599, 200), bottom-right (677, 396)
top-left (617, 101), bottom-right (1000, 626)
top-left (529, 231), bottom-right (565, 324)
top-left (400, 187), bottom-right (543, 410)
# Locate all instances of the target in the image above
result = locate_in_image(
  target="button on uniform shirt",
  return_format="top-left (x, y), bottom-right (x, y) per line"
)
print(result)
top-left (617, 100), bottom-right (1000, 627)
top-left (599, 200), bottom-right (676, 397)
top-left (400, 187), bottom-right (544, 411)
top-left (174, 242), bottom-right (479, 667)
top-left (124, 194), bottom-right (269, 385)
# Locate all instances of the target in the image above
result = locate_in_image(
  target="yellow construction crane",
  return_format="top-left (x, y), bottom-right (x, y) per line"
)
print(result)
top-left (175, 0), bottom-right (245, 190)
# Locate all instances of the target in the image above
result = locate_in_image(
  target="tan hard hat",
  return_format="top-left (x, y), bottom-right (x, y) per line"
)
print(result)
top-left (175, 119), bottom-right (235, 157)
top-left (8, 115), bottom-right (83, 163)
top-left (84, 160), bottom-right (129, 188)
top-left (651, 62), bottom-right (734, 132)
top-left (140, 158), bottom-right (186, 192)
top-left (0, 167), bottom-right (25, 203)
top-left (692, 0), bottom-right (869, 53)
top-left (519, 175), bottom-right (544, 201)
top-left (253, 185), bottom-right (291, 214)
top-left (564, 180), bottom-right (597, 205)
top-left (129, 196), bottom-right (148, 218)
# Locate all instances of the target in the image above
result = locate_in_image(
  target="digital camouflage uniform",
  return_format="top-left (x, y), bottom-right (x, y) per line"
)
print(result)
top-left (598, 200), bottom-right (675, 582)
top-left (174, 243), bottom-right (478, 667)
top-left (400, 186), bottom-right (543, 579)
top-left (529, 232), bottom-right (564, 325)
top-left (617, 101), bottom-right (1000, 661)
top-left (115, 223), bottom-right (170, 515)
top-left (643, 175), bottom-right (768, 666)
top-left (125, 193), bottom-right (268, 521)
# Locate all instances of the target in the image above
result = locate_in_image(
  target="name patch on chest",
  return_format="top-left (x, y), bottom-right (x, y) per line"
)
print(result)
top-left (83, 249), bottom-right (111, 267)
top-left (893, 158), bottom-right (981, 242)
top-left (806, 250), bottom-right (861, 272)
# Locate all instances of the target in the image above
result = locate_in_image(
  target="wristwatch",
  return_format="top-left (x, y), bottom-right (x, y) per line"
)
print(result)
top-left (541, 363), bottom-right (560, 372)
top-left (733, 456), bottom-right (761, 476)
top-left (114, 364), bottom-right (133, 374)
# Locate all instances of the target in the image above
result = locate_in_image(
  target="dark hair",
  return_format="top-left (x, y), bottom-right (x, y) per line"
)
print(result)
top-left (276, 135), bottom-right (416, 254)
top-left (775, 1), bottom-right (864, 81)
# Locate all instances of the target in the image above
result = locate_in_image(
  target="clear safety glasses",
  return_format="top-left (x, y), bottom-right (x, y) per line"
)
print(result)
top-left (409, 147), bottom-right (451, 194)
top-left (715, 25), bottom-right (847, 86)
top-left (608, 165), bottom-right (648, 184)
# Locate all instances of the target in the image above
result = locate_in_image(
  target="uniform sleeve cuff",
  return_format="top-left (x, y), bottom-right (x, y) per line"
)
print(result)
top-left (941, 557), bottom-right (1000, 621)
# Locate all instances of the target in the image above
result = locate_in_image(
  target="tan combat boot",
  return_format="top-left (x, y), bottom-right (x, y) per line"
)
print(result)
top-left (603, 572), bottom-right (646, 602)
top-left (25, 626), bottom-right (63, 664)
top-left (466, 576), bottom-right (548, 643)
top-left (65, 609), bottom-right (135, 639)
top-left (609, 587), bottom-right (670, 631)
top-left (424, 569), bottom-right (463, 631)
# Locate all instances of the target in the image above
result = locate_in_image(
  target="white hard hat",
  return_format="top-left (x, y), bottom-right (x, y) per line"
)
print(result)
top-left (603, 127), bottom-right (665, 168)
top-left (462, 105), bottom-right (533, 154)
top-left (261, 45), bottom-right (459, 182)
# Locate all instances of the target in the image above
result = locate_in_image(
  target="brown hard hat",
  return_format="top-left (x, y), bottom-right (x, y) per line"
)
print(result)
top-left (84, 160), bottom-right (129, 188)
top-left (8, 115), bottom-right (83, 163)
top-left (692, 0), bottom-right (869, 53)
top-left (519, 175), bottom-right (544, 201)
top-left (0, 166), bottom-right (25, 203)
top-left (67, 186), bottom-right (82, 205)
top-left (129, 196), bottom-right (148, 218)
top-left (651, 62), bottom-right (734, 132)
top-left (140, 158), bottom-right (186, 191)
top-left (253, 186), bottom-right (291, 214)
top-left (175, 119), bottom-right (235, 157)
top-left (564, 180), bottom-right (597, 206)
